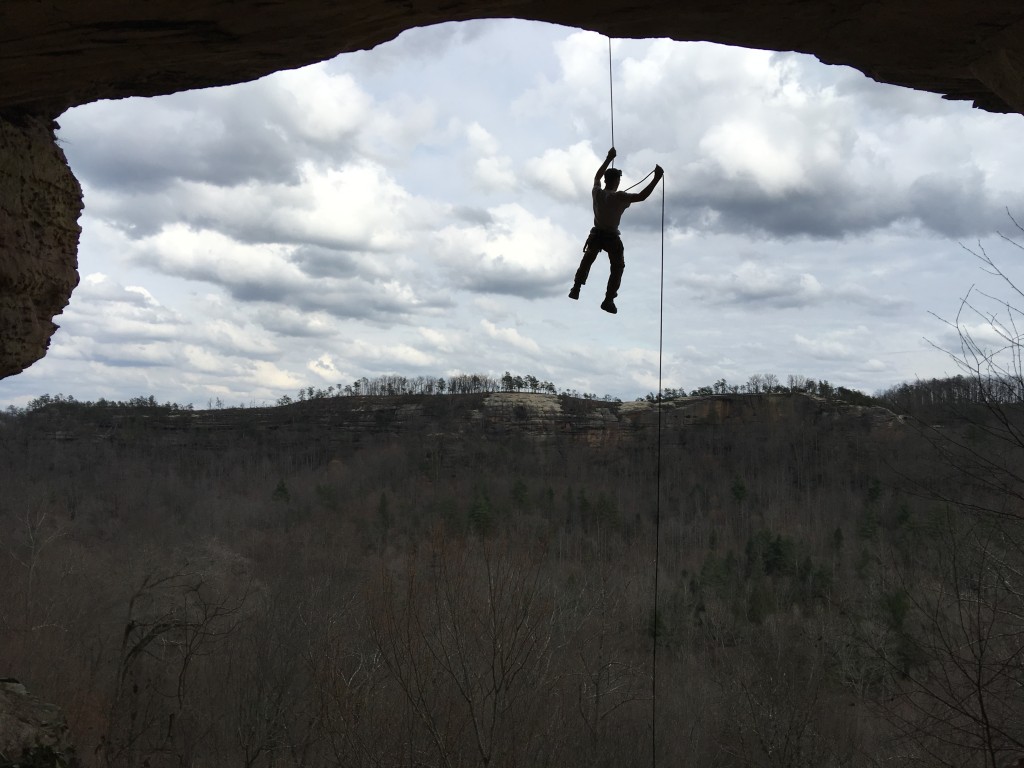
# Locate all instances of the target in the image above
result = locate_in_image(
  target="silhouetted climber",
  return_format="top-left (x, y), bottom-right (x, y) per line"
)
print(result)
top-left (569, 147), bottom-right (663, 313)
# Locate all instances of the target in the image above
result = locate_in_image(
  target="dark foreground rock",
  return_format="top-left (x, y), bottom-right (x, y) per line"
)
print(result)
top-left (0, 679), bottom-right (79, 768)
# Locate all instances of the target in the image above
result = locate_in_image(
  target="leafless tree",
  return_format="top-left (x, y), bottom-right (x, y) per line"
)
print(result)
top-left (99, 561), bottom-right (251, 768)
top-left (871, 214), bottom-right (1024, 768)
top-left (371, 533), bottom-right (567, 768)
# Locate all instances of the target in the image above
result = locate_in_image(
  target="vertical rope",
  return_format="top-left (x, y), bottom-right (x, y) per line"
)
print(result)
top-left (605, 34), bottom-right (663, 768)
top-left (607, 36), bottom-right (615, 165)
top-left (652, 174), bottom-right (665, 768)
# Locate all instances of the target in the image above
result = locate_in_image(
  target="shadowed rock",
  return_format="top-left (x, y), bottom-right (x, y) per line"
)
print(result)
top-left (0, 679), bottom-right (81, 767)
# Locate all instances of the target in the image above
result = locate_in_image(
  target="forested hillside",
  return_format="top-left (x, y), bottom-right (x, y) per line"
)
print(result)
top-left (1, 385), bottom-right (1021, 768)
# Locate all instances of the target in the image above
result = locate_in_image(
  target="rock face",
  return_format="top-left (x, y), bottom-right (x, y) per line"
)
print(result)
top-left (1, 0), bottom-right (1024, 378)
top-left (0, 679), bottom-right (80, 767)
top-left (0, 115), bottom-right (82, 379)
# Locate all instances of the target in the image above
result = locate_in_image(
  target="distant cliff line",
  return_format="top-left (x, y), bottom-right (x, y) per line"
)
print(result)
top-left (4, 372), bottom-right (1017, 424)
top-left (8, 370), bottom-right (877, 414)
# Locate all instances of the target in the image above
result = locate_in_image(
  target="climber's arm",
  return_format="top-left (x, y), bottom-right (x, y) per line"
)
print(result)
top-left (630, 165), bottom-right (664, 202)
top-left (594, 147), bottom-right (616, 187)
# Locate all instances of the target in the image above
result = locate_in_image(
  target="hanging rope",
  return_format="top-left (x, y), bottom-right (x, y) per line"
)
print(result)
top-left (605, 34), bottom-right (665, 768)
top-left (651, 173), bottom-right (665, 768)
top-left (608, 36), bottom-right (615, 166)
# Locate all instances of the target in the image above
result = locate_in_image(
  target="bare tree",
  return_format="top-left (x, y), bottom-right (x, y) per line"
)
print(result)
top-left (99, 562), bottom-right (251, 768)
top-left (872, 215), bottom-right (1024, 768)
top-left (371, 533), bottom-right (566, 768)
top-left (566, 569), bottom-right (648, 768)
top-left (2, 509), bottom-right (66, 632)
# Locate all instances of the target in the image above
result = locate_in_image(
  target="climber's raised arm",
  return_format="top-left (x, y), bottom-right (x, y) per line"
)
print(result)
top-left (630, 164), bottom-right (664, 202)
top-left (594, 147), bottom-right (616, 187)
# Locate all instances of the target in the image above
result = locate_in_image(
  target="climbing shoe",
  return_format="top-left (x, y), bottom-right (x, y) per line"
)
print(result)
top-left (600, 298), bottom-right (617, 314)
top-left (568, 285), bottom-right (580, 300)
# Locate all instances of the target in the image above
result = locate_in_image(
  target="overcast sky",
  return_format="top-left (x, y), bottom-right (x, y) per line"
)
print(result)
top-left (3, 19), bottom-right (1024, 408)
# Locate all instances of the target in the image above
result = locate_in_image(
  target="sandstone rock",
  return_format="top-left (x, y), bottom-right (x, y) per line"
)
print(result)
top-left (0, 679), bottom-right (80, 767)
top-left (0, 115), bottom-right (82, 380)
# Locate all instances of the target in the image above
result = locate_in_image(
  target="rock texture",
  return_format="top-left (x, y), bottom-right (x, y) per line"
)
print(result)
top-left (0, 679), bottom-right (80, 767)
top-left (1, 0), bottom-right (1024, 378)
top-left (0, 115), bottom-right (82, 379)
top-left (3, 1), bottom-right (1024, 116)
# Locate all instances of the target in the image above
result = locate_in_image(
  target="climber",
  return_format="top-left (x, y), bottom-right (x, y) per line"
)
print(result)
top-left (568, 147), bottom-right (663, 314)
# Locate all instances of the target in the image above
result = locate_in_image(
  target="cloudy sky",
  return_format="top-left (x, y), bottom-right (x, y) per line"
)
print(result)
top-left (3, 19), bottom-right (1024, 408)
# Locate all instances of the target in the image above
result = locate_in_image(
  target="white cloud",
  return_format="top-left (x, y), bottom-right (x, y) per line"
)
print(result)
top-left (66, 273), bottom-right (185, 342)
top-left (467, 122), bottom-right (500, 155)
top-left (793, 328), bottom-right (871, 360)
top-left (524, 141), bottom-right (598, 201)
top-left (683, 260), bottom-right (824, 308)
top-left (957, 320), bottom-right (1015, 349)
top-left (336, 338), bottom-right (437, 368)
top-left (263, 66), bottom-right (373, 144)
top-left (474, 155), bottom-right (517, 191)
top-left (182, 345), bottom-right (228, 374)
top-left (480, 319), bottom-right (540, 353)
top-left (418, 327), bottom-right (456, 352)
top-left (114, 160), bottom-right (436, 252)
top-left (308, 354), bottom-right (346, 381)
top-left (433, 203), bottom-right (577, 297)
top-left (699, 121), bottom-right (807, 196)
top-left (253, 307), bottom-right (337, 338)
top-left (137, 225), bottom-right (306, 295)
top-left (195, 318), bottom-right (280, 358)
top-left (464, 122), bottom-right (517, 191)
top-left (253, 361), bottom-right (304, 391)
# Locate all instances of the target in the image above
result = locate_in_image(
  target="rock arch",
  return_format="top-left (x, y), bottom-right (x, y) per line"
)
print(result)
top-left (2, 0), bottom-right (1023, 377)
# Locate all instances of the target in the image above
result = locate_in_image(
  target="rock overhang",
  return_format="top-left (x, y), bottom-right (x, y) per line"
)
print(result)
top-left (3, 2), bottom-right (1024, 116)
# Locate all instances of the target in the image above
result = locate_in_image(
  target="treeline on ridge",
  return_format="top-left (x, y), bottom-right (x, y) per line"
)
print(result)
top-left (7, 372), bottom-right (1024, 424)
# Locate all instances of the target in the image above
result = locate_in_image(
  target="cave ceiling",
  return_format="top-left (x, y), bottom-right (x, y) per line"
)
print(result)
top-left (3, 0), bottom-right (1024, 116)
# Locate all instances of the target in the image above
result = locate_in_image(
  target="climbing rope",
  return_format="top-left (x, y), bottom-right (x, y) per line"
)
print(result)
top-left (606, 36), bottom-right (665, 767)
top-left (622, 169), bottom-right (656, 193)
top-left (652, 174), bottom-right (665, 768)
top-left (608, 36), bottom-right (615, 165)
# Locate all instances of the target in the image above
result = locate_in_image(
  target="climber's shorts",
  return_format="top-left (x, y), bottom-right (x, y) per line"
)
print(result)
top-left (584, 227), bottom-right (624, 264)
